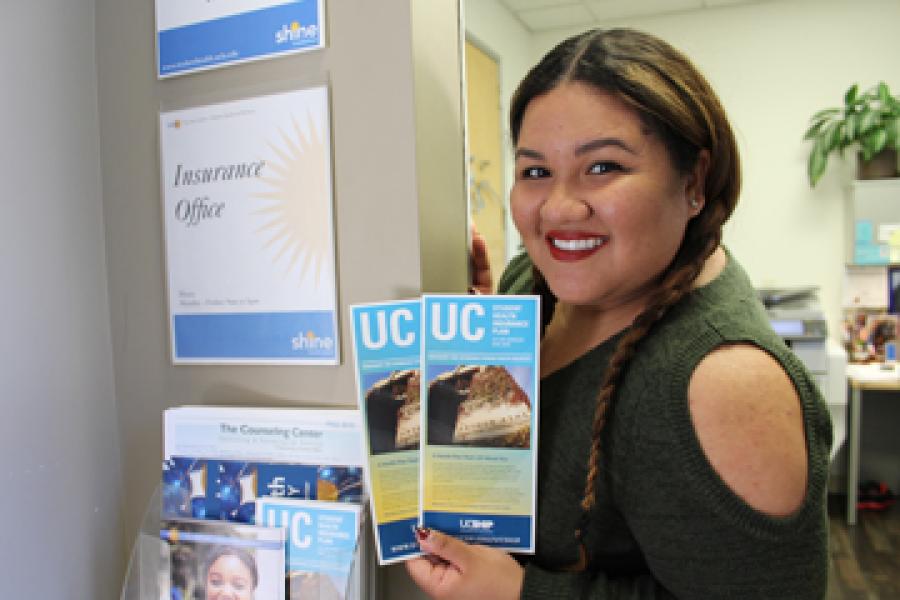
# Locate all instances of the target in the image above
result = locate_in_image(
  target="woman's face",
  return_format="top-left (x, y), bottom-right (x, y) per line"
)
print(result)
top-left (206, 554), bottom-right (255, 600)
top-left (511, 83), bottom-right (705, 315)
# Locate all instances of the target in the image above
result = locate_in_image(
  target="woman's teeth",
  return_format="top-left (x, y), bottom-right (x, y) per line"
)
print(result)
top-left (551, 237), bottom-right (605, 251)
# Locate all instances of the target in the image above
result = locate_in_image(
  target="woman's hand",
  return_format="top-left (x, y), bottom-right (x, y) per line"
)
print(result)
top-left (406, 529), bottom-right (524, 600)
top-left (469, 225), bottom-right (493, 295)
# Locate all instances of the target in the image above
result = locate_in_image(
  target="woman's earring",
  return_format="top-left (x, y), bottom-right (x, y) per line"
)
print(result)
top-left (690, 197), bottom-right (701, 209)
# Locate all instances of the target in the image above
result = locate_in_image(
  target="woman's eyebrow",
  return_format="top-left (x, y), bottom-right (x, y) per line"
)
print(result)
top-left (575, 137), bottom-right (637, 155)
top-left (515, 138), bottom-right (637, 161)
top-left (514, 147), bottom-right (544, 161)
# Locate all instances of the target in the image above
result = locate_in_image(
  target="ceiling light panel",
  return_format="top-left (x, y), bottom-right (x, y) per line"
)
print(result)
top-left (518, 4), bottom-right (597, 32)
top-left (586, 0), bottom-right (703, 21)
top-left (500, 0), bottom-right (582, 11)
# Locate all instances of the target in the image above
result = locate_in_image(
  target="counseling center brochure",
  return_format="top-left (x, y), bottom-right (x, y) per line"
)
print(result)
top-left (159, 85), bottom-right (338, 364)
top-left (349, 300), bottom-right (422, 564)
top-left (420, 294), bottom-right (539, 552)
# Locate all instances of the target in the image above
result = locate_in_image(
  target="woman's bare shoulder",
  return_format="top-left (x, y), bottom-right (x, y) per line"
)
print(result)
top-left (687, 343), bottom-right (808, 516)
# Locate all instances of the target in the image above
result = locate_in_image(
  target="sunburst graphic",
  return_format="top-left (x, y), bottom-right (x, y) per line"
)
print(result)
top-left (254, 111), bottom-right (331, 288)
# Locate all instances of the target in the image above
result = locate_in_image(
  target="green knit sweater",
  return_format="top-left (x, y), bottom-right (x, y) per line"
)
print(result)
top-left (499, 252), bottom-right (832, 599)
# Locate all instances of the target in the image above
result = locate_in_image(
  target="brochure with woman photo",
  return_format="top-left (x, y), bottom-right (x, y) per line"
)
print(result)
top-left (160, 518), bottom-right (286, 600)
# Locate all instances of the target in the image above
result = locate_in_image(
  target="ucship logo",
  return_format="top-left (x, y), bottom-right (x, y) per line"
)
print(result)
top-left (291, 330), bottom-right (334, 352)
top-left (459, 518), bottom-right (494, 531)
top-left (275, 21), bottom-right (319, 44)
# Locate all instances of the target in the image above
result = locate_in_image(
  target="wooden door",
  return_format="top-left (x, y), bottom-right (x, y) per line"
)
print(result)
top-left (465, 40), bottom-right (506, 291)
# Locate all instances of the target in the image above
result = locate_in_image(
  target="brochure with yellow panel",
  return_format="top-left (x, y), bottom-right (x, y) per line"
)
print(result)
top-left (350, 300), bottom-right (423, 564)
top-left (420, 294), bottom-right (539, 553)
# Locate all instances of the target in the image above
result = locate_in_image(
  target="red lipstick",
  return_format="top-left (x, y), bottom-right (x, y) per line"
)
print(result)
top-left (545, 231), bottom-right (607, 262)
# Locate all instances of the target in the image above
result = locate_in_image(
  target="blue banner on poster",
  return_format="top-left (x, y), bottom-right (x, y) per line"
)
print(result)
top-left (157, 0), bottom-right (324, 78)
top-left (173, 311), bottom-right (337, 361)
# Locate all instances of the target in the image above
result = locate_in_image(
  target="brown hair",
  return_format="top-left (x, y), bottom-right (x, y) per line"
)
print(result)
top-left (510, 29), bottom-right (741, 521)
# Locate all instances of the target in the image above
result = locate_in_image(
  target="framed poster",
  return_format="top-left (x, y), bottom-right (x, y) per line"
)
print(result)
top-left (159, 85), bottom-right (338, 364)
top-left (156, 0), bottom-right (325, 79)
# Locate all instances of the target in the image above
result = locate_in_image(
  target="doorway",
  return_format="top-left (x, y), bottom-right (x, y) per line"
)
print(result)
top-left (465, 39), bottom-right (506, 292)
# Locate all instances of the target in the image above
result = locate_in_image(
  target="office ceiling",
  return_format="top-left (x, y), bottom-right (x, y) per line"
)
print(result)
top-left (498, 0), bottom-right (776, 32)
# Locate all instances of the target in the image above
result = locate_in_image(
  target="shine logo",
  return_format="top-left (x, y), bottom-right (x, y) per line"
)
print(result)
top-left (275, 21), bottom-right (319, 45)
top-left (291, 330), bottom-right (334, 353)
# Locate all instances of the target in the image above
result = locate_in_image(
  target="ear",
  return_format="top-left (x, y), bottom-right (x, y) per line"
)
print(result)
top-left (685, 149), bottom-right (710, 217)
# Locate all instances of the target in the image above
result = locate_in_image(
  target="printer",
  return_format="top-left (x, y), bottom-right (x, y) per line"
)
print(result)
top-left (757, 287), bottom-right (847, 459)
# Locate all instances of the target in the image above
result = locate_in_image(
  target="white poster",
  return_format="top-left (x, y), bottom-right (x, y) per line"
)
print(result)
top-left (155, 0), bottom-right (325, 78)
top-left (159, 85), bottom-right (338, 364)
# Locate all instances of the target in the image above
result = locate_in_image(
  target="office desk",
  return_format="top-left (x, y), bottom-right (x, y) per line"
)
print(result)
top-left (844, 363), bottom-right (900, 525)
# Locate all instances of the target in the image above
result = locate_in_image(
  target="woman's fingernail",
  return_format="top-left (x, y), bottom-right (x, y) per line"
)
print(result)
top-left (414, 526), bottom-right (431, 542)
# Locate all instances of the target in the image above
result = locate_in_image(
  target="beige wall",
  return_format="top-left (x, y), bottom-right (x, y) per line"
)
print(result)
top-left (96, 1), bottom-right (464, 597)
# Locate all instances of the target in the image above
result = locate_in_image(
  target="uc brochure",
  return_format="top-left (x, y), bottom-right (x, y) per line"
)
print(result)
top-left (350, 295), bottom-right (539, 560)
top-left (350, 300), bottom-right (423, 564)
top-left (257, 497), bottom-right (361, 600)
top-left (162, 406), bottom-right (365, 598)
top-left (421, 294), bottom-right (539, 552)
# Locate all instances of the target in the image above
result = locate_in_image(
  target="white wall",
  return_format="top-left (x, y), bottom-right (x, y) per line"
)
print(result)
top-left (531, 0), bottom-right (900, 340)
top-left (0, 1), bottom-right (123, 598)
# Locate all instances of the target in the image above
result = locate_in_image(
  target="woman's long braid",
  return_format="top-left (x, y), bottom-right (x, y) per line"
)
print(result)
top-left (579, 200), bottom-right (729, 516)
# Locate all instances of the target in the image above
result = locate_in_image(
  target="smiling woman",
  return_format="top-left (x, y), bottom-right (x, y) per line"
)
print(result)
top-left (511, 82), bottom-right (706, 336)
top-left (406, 27), bottom-right (832, 600)
top-left (204, 546), bottom-right (258, 600)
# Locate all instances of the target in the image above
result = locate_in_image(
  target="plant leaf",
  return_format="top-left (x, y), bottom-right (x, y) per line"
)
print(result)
top-left (861, 129), bottom-right (888, 160)
top-left (803, 119), bottom-right (829, 140)
top-left (830, 120), bottom-right (845, 150)
top-left (888, 95), bottom-right (900, 116)
top-left (845, 84), bottom-right (859, 107)
top-left (810, 107), bottom-right (841, 122)
top-left (845, 111), bottom-right (860, 141)
top-left (859, 107), bottom-right (880, 135)
top-left (887, 118), bottom-right (900, 148)
top-left (879, 81), bottom-right (891, 104)
top-left (808, 148), bottom-right (827, 187)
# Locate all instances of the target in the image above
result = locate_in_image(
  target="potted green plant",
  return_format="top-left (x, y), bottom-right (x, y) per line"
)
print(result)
top-left (805, 81), bottom-right (900, 186)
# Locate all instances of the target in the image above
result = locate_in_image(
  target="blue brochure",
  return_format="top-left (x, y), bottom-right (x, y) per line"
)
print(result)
top-left (420, 294), bottom-right (539, 553)
top-left (256, 497), bottom-right (361, 599)
top-left (350, 300), bottom-right (423, 564)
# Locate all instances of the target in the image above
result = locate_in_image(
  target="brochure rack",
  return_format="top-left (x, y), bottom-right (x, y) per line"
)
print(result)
top-left (120, 484), bottom-right (377, 600)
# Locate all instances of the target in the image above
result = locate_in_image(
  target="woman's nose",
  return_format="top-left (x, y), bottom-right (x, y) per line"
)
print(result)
top-left (540, 181), bottom-right (592, 223)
